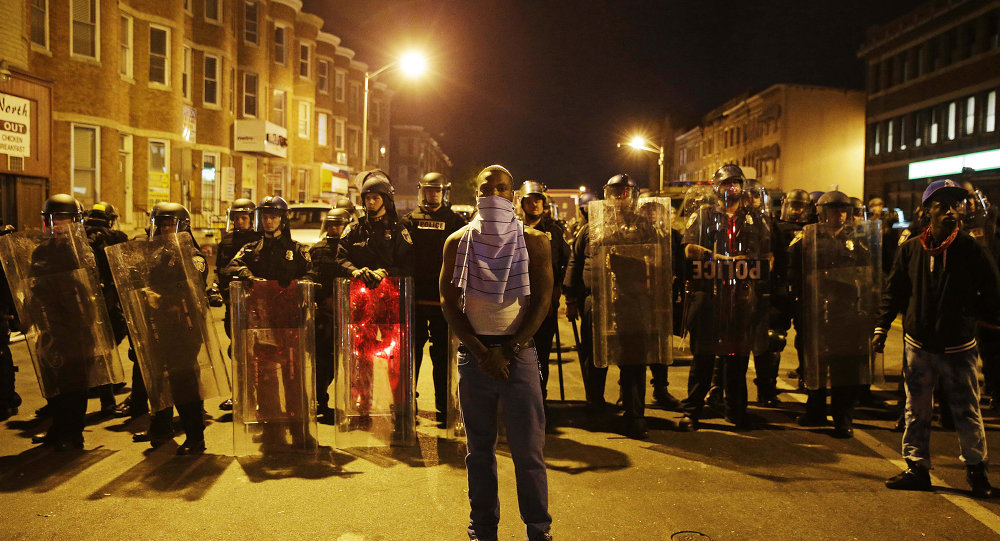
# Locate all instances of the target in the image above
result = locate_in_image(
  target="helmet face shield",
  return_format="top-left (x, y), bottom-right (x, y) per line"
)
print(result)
top-left (717, 181), bottom-right (743, 207)
top-left (227, 210), bottom-right (254, 232)
top-left (780, 199), bottom-right (809, 223)
top-left (818, 204), bottom-right (851, 226)
top-left (604, 184), bottom-right (634, 205)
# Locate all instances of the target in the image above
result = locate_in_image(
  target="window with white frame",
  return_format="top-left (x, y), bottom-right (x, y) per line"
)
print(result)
top-left (274, 26), bottom-right (286, 65)
top-left (71, 0), bottom-right (98, 58)
top-left (149, 26), bottom-right (170, 86)
top-left (202, 152), bottom-right (219, 213)
top-left (271, 90), bottom-right (286, 127)
top-left (72, 125), bottom-right (99, 207)
top-left (182, 46), bottom-right (191, 98)
top-left (243, 72), bottom-right (258, 117)
top-left (204, 54), bottom-right (219, 105)
top-left (120, 15), bottom-right (133, 78)
top-left (318, 60), bottom-right (329, 93)
top-left (930, 108), bottom-right (940, 144)
top-left (297, 169), bottom-right (309, 202)
top-left (966, 96), bottom-right (976, 135)
top-left (349, 82), bottom-right (361, 113)
top-left (298, 101), bottom-right (310, 138)
top-left (947, 101), bottom-right (957, 140)
top-left (30, 0), bottom-right (47, 48)
top-left (986, 91), bottom-right (997, 132)
top-left (886, 119), bottom-right (894, 153)
top-left (229, 67), bottom-right (235, 114)
top-left (335, 70), bottom-right (346, 102)
top-left (244, 1), bottom-right (258, 44)
top-left (299, 44), bottom-right (311, 78)
top-left (335, 118), bottom-right (345, 150)
top-left (205, 0), bottom-right (220, 23)
top-left (317, 112), bottom-right (329, 146)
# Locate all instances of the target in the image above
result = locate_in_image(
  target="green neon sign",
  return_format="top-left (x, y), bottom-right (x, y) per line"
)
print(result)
top-left (908, 148), bottom-right (1000, 180)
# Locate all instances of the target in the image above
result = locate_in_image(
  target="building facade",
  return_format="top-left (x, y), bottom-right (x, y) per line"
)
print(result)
top-left (0, 0), bottom-right (394, 231)
top-left (859, 0), bottom-right (1000, 216)
top-left (389, 124), bottom-right (451, 213)
top-left (673, 84), bottom-right (866, 197)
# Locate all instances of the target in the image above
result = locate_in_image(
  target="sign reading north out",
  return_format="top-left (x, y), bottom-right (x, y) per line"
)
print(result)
top-left (0, 93), bottom-right (31, 158)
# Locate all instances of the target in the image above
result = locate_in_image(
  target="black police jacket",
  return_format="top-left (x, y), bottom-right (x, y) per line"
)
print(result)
top-left (563, 222), bottom-right (592, 304)
top-left (222, 233), bottom-right (311, 286)
top-left (215, 229), bottom-right (261, 298)
top-left (337, 216), bottom-right (413, 278)
top-left (85, 223), bottom-right (130, 338)
top-left (399, 205), bottom-right (465, 302)
top-left (307, 236), bottom-right (351, 310)
top-left (527, 216), bottom-right (571, 292)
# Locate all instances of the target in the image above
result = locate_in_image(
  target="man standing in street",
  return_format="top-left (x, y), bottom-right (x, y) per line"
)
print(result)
top-left (400, 172), bottom-right (466, 426)
top-left (441, 165), bottom-right (553, 541)
top-left (876, 179), bottom-right (1000, 498)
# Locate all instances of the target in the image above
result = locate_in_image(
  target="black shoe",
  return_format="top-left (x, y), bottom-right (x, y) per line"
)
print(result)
top-left (622, 417), bottom-right (648, 440)
top-left (133, 430), bottom-right (173, 447)
top-left (31, 433), bottom-right (54, 445)
top-left (176, 439), bottom-right (206, 456)
top-left (797, 413), bottom-right (828, 427)
top-left (53, 437), bottom-right (84, 452)
top-left (652, 387), bottom-right (682, 411)
top-left (34, 404), bottom-right (52, 417)
top-left (756, 390), bottom-right (781, 407)
top-left (886, 460), bottom-right (932, 491)
top-left (726, 414), bottom-right (753, 430)
top-left (219, 398), bottom-right (233, 411)
top-left (707, 387), bottom-right (725, 411)
top-left (677, 415), bottom-right (699, 432)
top-left (832, 425), bottom-right (854, 439)
top-left (529, 532), bottom-right (553, 541)
top-left (966, 463), bottom-right (994, 498)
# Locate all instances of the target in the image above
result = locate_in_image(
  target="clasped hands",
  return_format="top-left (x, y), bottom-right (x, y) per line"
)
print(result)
top-left (352, 267), bottom-right (389, 288)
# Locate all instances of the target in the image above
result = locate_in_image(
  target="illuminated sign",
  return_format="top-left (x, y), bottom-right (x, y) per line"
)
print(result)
top-left (0, 92), bottom-right (31, 158)
top-left (908, 148), bottom-right (1000, 180)
top-left (234, 120), bottom-right (288, 158)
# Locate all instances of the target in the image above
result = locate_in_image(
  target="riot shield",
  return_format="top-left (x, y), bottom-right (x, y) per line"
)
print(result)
top-left (802, 220), bottom-right (884, 390)
top-left (0, 224), bottom-right (124, 398)
top-left (964, 191), bottom-right (998, 257)
top-left (588, 197), bottom-right (673, 368)
top-left (332, 276), bottom-right (416, 447)
top-left (231, 280), bottom-right (317, 457)
top-left (106, 233), bottom-right (229, 412)
top-left (682, 190), bottom-right (771, 356)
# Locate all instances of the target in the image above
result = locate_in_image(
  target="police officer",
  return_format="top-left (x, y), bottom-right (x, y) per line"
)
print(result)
top-left (333, 195), bottom-right (359, 225)
top-left (214, 198), bottom-right (261, 412)
top-left (223, 196), bottom-right (312, 285)
top-left (337, 170), bottom-right (413, 285)
top-left (307, 208), bottom-right (353, 418)
top-left (399, 173), bottom-right (465, 425)
top-left (0, 220), bottom-right (17, 421)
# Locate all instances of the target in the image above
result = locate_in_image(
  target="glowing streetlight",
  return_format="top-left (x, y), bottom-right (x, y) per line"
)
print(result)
top-left (617, 134), bottom-right (665, 192)
top-left (362, 50), bottom-right (428, 172)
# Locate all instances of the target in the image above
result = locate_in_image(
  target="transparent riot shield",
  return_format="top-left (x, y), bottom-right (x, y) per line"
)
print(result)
top-left (333, 276), bottom-right (415, 447)
top-left (964, 191), bottom-right (998, 257)
top-left (681, 190), bottom-right (771, 357)
top-left (231, 280), bottom-right (317, 457)
top-left (588, 197), bottom-right (673, 368)
top-left (106, 233), bottom-right (230, 412)
top-left (0, 224), bottom-right (124, 398)
top-left (802, 220), bottom-right (883, 390)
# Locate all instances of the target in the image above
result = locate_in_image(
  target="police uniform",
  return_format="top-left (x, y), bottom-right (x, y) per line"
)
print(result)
top-left (527, 216), bottom-right (570, 400)
top-left (399, 204), bottom-right (465, 421)
top-left (307, 232), bottom-right (351, 413)
top-left (337, 216), bottom-right (414, 277)
top-left (84, 219), bottom-right (130, 412)
top-left (216, 228), bottom-right (262, 331)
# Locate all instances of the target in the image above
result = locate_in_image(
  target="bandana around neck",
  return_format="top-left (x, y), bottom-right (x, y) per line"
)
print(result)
top-left (451, 196), bottom-right (531, 302)
top-left (919, 226), bottom-right (958, 272)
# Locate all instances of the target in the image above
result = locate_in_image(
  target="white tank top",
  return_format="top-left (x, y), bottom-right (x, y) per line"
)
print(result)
top-left (464, 294), bottom-right (528, 335)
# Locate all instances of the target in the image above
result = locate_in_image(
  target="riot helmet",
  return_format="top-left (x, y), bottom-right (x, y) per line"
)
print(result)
top-left (86, 201), bottom-right (119, 228)
top-left (679, 185), bottom-right (719, 227)
top-left (226, 198), bottom-right (257, 232)
top-left (742, 179), bottom-right (770, 213)
top-left (849, 197), bottom-right (866, 220)
top-left (149, 202), bottom-right (192, 238)
top-left (815, 190), bottom-right (852, 226)
top-left (255, 195), bottom-right (289, 237)
top-left (360, 170), bottom-right (397, 222)
top-left (712, 164), bottom-right (746, 208)
top-left (41, 193), bottom-right (83, 232)
top-left (321, 208), bottom-right (352, 240)
top-left (604, 174), bottom-right (638, 209)
top-left (577, 190), bottom-right (597, 221)
top-left (780, 189), bottom-right (811, 223)
top-left (520, 180), bottom-right (548, 221)
top-left (418, 172), bottom-right (451, 211)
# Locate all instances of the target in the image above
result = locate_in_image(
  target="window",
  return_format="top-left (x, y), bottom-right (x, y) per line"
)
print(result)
top-left (243, 72), bottom-right (258, 117)
top-left (899, 115), bottom-right (908, 150)
top-left (348, 126), bottom-right (359, 157)
top-left (149, 140), bottom-right (169, 204)
top-left (335, 71), bottom-right (346, 102)
top-left (71, 0), bottom-right (98, 58)
top-left (120, 15), bottom-right (133, 78)
top-left (349, 82), bottom-right (361, 114)
top-left (30, 0), bottom-right (47, 48)
top-left (335, 118), bottom-right (345, 150)
top-left (887, 119), bottom-right (894, 153)
top-left (986, 91), bottom-right (997, 132)
top-left (204, 55), bottom-right (219, 105)
top-left (873, 123), bottom-right (881, 155)
top-left (914, 111), bottom-right (925, 147)
top-left (299, 44), bottom-right (311, 78)
top-left (149, 26), bottom-right (170, 86)
top-left (930, 108), bottom-right (940, 144)
top-left (947, 101), bottom-right (957, 140)
top-left (271, 90), bottom-right (286, 127)
top-left (72, 125), bottom-right (99, 207)
top-left (318, 61), bottom-right (329, 93)
top-left (182, 46), bottom-right (191, 98)
top-left (317, 112), bottom-right (329, 146)
top-left (966, 96), bottom-right (976, 135)
top-left (274, 26), bottom-right (286, 65)
top-left (298, 101), bottom-right (310, 138)
top-left (916, 44), bottom-right (926, 77)
top-left (297, 169), bottom-right (309, 202)
top-left (205, 0), bottom-right (220, 23)
top-left (202, 152), bottom-right (218, 213)
top-left (229, 67), bottom-right (235, 114)
top-left (244, 1), bottom-right (258, 44)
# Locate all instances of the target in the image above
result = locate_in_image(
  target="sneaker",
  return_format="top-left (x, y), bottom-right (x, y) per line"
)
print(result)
top-left (652, 387), bottom-right (682, 411)
top-left (219, 398), bottom-right (233, 411)
top-left (677, 415), bottom-right (699, 432)
top-left (885, 461), bottom-right (932, 491)
top-left (966, 463), bottom-right (994, 498)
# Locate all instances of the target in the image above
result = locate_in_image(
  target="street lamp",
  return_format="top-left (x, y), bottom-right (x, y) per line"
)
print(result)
top-left (362, 51), bottom-right (427, 173)
top-left (617, 135), bottom-right (665, 193)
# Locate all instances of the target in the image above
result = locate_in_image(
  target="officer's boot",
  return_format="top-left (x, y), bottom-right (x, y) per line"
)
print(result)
top-left (830, 385), bottom-right (856, 438)
top-left (755, 352), bottom-right (780, 406)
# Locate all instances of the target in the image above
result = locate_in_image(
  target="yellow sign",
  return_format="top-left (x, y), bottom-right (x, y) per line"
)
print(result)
top-left (148, 171), bottom-right (170, 206)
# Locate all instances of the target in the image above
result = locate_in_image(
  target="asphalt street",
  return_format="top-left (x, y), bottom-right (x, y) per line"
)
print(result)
top-left (2, 306), bottom-right (1000, 541)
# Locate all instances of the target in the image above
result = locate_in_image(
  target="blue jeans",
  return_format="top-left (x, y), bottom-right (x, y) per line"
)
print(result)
top-left (458, 344), bottom-right (551, 540)
top-left (902, 343), bottom-right (988, 468)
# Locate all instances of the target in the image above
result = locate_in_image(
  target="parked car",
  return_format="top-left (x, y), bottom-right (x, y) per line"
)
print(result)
top-left (287, 203), bottom-right (332, 245)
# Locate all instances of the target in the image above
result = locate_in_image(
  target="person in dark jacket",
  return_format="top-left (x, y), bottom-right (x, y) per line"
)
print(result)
top-left (338, 171), bottom-right (413, 283)
top-left (399, 173), bottom-right (465, 425)
top-left (876, 179), bottom-right (1000, 498)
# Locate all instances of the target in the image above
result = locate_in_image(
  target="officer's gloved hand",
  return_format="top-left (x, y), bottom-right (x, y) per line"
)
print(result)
top-left (871, 333), bottom-right (887, 354)
top-left (206, 284), bottom-right (224, 307)
top-left (352, 267), bottom-right (377, 288)
top-left (478, 346), bottom-right (510, 382)
top-left (370, 268), bottom-right (389, 287)
top-left (238, 268), bottom-right (255, 281)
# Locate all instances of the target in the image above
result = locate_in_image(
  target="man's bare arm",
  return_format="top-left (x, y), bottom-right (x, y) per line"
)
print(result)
top-left (439, 227), bottom-right (489, 359)
top-left (510, 228), bottom-right (553, 347)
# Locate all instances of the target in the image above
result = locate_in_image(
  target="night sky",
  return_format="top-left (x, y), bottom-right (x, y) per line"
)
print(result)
top-left (304, 0), bottom-right (923, 194)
